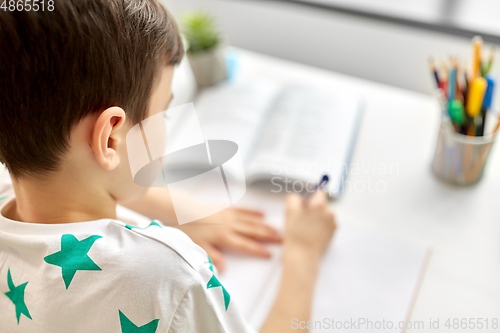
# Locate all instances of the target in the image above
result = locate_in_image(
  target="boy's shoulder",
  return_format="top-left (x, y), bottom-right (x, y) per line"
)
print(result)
top-left (0, 206), bottom-right (254, 332)
top-left (98, 219), bottom-right (210, 279)
top-left (120, 219), bottom-right (208, 269)
top-left (0, 215), bottom-right (217, 331)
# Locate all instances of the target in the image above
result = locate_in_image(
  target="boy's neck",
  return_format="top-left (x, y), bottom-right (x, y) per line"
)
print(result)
top-left (5, 174), bottom-right (117, 224)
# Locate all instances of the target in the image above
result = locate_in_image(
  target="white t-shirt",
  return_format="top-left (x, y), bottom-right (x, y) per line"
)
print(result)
top-left (0, 173), bottom-right (256, 333)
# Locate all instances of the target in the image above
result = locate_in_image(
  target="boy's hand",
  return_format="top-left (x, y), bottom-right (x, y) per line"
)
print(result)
top-left (260, 192), bottom-right (335, 333)
top-left (283, 191), bottom-right (336, 265)
top-left (177, 207), bottom-right (281, 272)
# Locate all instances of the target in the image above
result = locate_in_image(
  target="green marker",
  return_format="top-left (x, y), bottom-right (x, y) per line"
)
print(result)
top-left (449, 100), bottom-right (466, 126)
top-left (482, 46), bottom-right (496, 76)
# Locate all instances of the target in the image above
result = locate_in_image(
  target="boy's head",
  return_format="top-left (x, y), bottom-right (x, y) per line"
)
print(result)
top-left (0, 0), bottom-right (183, 203)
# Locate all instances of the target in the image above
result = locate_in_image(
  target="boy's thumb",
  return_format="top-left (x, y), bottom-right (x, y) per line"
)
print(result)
top-left (285, 192), bottom-right (303, 210)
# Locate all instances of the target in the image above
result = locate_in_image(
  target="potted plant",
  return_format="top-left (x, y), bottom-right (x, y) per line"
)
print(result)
top-left (182, 11), bottom-right (227, 88)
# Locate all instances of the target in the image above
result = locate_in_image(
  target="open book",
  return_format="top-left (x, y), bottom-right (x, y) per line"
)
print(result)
top-left (168, 80), bottom-right (364, 198)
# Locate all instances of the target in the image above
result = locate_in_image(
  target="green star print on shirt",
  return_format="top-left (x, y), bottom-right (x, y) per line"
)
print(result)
top-left (125, 221), bottom-right (162, 230)
top-left (206, 255), bottom-right (230, 310)
top-left (119, 310), bottom-right (159, 333)
top-left (4, 268), bottom-right (32, 324)
top-left (44, 234), bottom-right (102, 289)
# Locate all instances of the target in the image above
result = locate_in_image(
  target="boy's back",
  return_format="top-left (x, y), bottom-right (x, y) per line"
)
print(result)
top-left (0, 175), bottom-right (253, 332)
top-left (0, 1), bottom-right (337, 332)
top-left (0, 172), bottom-right (254, 332)
top-left (0, 1), bottom-right (256, 332)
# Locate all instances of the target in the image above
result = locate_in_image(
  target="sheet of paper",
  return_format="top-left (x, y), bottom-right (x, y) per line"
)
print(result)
top-left (219, 189), bottom-right (430, 332)
top-left (117, 182), bottom-right (429, 333)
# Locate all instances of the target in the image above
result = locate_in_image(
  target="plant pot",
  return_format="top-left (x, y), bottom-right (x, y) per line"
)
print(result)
top-left (187, 47), bottom-right (227, 88)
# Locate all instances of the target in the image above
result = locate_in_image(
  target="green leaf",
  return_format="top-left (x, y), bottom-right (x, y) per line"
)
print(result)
top-left (181, 11), bottom-right (221, 54)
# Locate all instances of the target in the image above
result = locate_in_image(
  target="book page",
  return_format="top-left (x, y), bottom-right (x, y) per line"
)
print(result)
top-left (193, 80), bottom-right (281, 164)
top-left (245, 85), bottom-right (363, 196)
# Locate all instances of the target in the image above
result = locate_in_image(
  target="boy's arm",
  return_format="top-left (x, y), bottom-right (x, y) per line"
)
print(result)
top-left (260, 191), bottom-right (336, 333)
top-left (260, 253), bottom-right (320, 332)
top-left (121, 187), bottom-right (281, 272)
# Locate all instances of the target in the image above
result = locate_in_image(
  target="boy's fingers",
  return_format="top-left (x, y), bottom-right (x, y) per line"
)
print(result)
top-left (232, 208), bottom-right (281, 241)
top-left (235, 207), bottom-right (265, 217)
top-left (225, 234), bottom-right (271, 258)
top-left (236, 211), bottom-right (266, 225)
top-left (285, 193), bottom-right (303, 210)
top-left (203, 243), bottom-right (226, 273)
top-left (232, 221), bottom-right (282, 242)
top-left (307, 189), bottom-right (328, 208)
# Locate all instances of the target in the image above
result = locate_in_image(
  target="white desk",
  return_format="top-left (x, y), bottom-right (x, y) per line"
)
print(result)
top-left (199, 48), bottom-right (500, 332)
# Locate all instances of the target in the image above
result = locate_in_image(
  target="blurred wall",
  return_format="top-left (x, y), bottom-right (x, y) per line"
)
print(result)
top-left (164, 0), bottom-right (500, 98)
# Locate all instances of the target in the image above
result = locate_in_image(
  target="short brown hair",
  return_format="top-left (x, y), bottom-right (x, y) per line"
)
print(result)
top-left (0, 0), bottom-right (183, 178)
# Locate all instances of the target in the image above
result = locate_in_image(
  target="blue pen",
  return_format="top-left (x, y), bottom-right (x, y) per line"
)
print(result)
top-left (478, 75), bottom-right (495, 136)
top-left (303, 174), bottom-right (329, 204)
top-left (448, 64), bottom-right (456, 103)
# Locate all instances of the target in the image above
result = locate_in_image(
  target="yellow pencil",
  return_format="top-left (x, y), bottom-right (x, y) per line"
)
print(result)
top-left (472, 36), bottom-right (483, 79)
top-left (466, 77), bottom-right (487, 118)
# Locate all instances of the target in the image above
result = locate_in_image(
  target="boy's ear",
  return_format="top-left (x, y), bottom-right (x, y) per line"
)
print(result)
top-left (91, 107), bottom-right (126, 171)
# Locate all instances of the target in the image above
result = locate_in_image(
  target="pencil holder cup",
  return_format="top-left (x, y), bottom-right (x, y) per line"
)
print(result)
top-left (432, 117), bottom-right (496, 186)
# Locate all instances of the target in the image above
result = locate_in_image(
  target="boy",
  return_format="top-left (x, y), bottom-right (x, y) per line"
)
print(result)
top-left (0, 1), bottom-right (336, 332)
